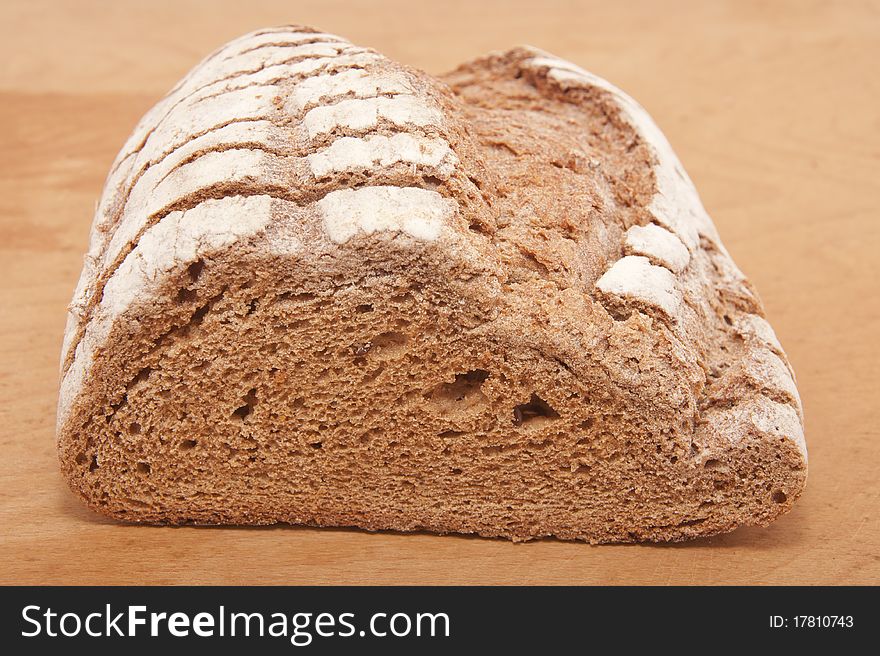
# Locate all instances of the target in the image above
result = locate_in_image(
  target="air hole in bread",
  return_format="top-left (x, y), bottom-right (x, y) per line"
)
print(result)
top-left (136, 462), bottom-right (151, 475)
top-left (187, 259), bottom-right (205, 283)
top-left (703, 458), bottom-right (720, 469)
top-left (132, 367), bottom-right (152, 385)
top-left (771, 491), bottom-right (787, 504)
top-left (190, 302), bottom-right (212, 326)
top-left (679, 518), bottom-right (706, 527)
top-left (89, 455), bottom-right (99, 472)
top-left (175, 288), bottom-right (198, 303)
top-left (429, 369), bottom-right (490, 410)
top-left (370, 331), bottom-right (408, 358)
top-left (278, 292), bottom-right (316, 303)
top-left (233, 388), bottom-right (258, 420)
top-left (363, 365), bottom-right (385, 383)
top-left (356, 303), bottom-right (373, 313)
top-left (513, 393), bottom-right (559, 426)
top-left (180, 439), bottom-right (197, 451)
top-left (605, 305), bottom-right (633, 322)
top-left (128, 422), bottom-right (141, 435)
top-left (109, 393), bottom-right (128, 414)
top-left (390, 293), bottom-right (414, 305)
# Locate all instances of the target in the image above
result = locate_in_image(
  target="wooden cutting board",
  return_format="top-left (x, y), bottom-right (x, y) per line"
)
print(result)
top-left (1, 0), bottom-right (877, 584)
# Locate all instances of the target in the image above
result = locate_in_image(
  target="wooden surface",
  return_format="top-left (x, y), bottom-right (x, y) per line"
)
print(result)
top-left (1, 0), bottom-right (878, 585)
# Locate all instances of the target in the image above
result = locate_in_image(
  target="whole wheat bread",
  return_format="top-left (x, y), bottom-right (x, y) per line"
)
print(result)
top-left (57, 26), bottom-right (807, 542)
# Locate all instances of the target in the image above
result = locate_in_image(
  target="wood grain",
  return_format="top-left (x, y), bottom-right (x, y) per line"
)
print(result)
top-left (1, 0), bottom-right (877, 585)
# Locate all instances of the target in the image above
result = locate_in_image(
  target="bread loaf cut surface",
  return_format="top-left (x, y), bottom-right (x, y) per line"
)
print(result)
top-left (57, 26), bottom-right (807, 542)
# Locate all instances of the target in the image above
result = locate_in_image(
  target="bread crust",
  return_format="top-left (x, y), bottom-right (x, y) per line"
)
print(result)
top-left (57, 27), bottom-right (806, 542)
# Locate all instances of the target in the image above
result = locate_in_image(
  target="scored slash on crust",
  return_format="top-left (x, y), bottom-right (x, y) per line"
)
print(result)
top-left (318, 186), bottom-right (453, 244)
top-left (307, 134), bottom-right (459, 179)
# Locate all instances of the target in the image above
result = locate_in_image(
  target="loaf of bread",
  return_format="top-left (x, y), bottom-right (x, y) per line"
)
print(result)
top-left (57, 26), bottom-right (807, 542)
